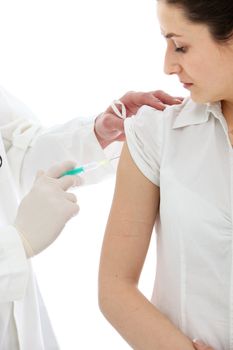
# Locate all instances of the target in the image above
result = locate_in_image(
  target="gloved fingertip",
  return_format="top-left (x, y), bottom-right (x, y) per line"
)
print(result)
top-left (73, 205), bottom-right (80, 216)
top-left (154, 101), bottom-right (166, 110)
top-left (72, 176), bottom-right (83, 187)
top-left (174, 99), bottom-right (183, 103)
top-left (192, 339), bottom-right (206, 348)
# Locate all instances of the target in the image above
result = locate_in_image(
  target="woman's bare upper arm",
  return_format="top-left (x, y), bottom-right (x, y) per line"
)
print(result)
top-left (99, 142), bottom-right (160, 285)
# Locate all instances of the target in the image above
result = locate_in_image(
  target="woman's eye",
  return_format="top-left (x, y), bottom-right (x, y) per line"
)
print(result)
top-left (175, 46), bottom-right (187, 53)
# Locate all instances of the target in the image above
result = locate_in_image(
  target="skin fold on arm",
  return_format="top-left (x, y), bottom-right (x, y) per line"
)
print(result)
top-left (98, 143), bottom-right (196, 350)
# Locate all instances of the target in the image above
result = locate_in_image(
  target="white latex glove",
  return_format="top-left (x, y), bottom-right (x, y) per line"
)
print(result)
top-left (94, 90), bottom-right (183, 148)
top-left (14, 161), bottom-right (80, 258)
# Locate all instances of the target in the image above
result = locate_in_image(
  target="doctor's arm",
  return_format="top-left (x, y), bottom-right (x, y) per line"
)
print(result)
top-left (0, 88), bottom-right (182, 193)
top-left (98, 143), bottom-right (195, 350)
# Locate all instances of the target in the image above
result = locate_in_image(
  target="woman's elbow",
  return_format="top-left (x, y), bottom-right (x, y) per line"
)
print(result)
top-left (98, 273), bottom-right (137, 326)
top-left (98, 276), bottom-right (115, 319)
top-left (98, 273), bottom-right (127, 323)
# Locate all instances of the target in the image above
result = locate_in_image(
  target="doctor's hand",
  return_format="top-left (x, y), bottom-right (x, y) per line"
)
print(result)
top-left (193, 339), bottom-right (216, 350)
top-left (94, 90), bottom-right (183, 148)
top-left (14, 161), bottom-right (80, 258)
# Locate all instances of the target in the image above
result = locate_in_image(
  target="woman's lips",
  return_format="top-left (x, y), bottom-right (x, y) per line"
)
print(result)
top-left (181, 82), bottom-right (193, 89)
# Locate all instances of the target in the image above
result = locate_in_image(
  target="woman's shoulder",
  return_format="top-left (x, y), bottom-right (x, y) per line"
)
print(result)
top-left (124, 97), bottom-right (209, 149)
top-left (134, 97), bottom-right (207, 128)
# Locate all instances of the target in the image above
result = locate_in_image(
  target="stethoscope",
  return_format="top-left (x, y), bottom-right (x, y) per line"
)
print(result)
top-left (0, 156), bottom-right (2, 168)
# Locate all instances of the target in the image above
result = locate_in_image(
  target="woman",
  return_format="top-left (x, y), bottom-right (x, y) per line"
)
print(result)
top-left (98, 1), bottom-right (233, 349)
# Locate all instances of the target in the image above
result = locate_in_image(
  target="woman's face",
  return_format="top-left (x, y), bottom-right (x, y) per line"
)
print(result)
top-left (157, 1), bottom-right (233, 104)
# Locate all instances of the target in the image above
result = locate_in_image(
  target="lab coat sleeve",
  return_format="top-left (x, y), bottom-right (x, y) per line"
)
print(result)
top-left (0, 225), bottom-right (29, 301)
top-left (0, 87), bottom-right (121, 195)
top-left (17, 117), bottom-right (119, 195)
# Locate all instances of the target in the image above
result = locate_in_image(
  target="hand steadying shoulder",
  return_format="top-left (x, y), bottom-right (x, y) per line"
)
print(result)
top-left (193, 339), bottom-right (216, 350)
top-left (94, 90), bottom-right (183, 148)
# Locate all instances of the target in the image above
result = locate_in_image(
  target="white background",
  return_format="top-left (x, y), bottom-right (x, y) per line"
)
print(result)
top-left (0, 0), bottom-right (187, 348)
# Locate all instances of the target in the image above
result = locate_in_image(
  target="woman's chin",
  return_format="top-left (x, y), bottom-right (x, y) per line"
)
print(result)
top-left (190, 92), bottom-right (210, 104)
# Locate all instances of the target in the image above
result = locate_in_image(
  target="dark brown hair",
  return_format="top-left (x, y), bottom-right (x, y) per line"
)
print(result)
top-left (159, 0), bottom-right (233, 42)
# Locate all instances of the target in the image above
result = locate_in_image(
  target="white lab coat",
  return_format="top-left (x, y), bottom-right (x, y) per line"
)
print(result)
top-left (0, 87), bottom-right (119, 349)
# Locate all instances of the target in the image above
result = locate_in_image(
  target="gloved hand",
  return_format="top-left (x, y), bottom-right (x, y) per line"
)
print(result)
top-left (94, 90), bottom-right (183, 148)
top-left (193, 340), bottom-right (216, 350)
top-left (14, 161), bottom-right (80, 258)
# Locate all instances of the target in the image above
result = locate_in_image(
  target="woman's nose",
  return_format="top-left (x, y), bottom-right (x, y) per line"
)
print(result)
top-left (164, 51), bottom-right (182, 75)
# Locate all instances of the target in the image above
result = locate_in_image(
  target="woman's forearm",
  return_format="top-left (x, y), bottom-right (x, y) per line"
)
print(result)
top-left (99, 281), bottom-right (194, 350)
top-left (99, 145), bottom-right (195, 349)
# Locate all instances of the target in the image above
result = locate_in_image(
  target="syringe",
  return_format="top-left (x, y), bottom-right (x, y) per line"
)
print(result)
top-left (61, 157), bottom-right (119, 177)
